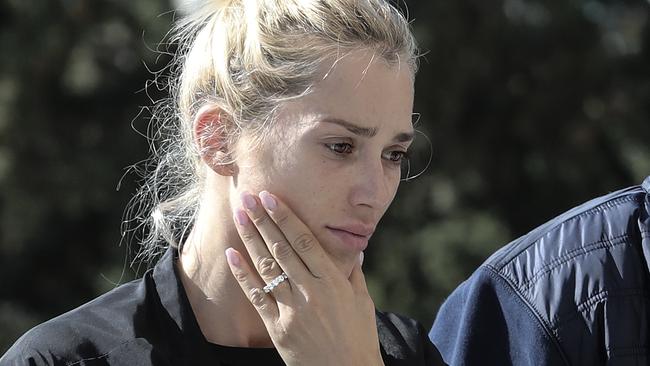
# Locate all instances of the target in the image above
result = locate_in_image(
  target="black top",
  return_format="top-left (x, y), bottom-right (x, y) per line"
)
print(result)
top-left (1, 248), bottom-right (443, 365)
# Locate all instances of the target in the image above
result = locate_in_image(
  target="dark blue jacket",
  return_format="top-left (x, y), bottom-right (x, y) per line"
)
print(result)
top-left (430, 176), bottom-right (650, 365)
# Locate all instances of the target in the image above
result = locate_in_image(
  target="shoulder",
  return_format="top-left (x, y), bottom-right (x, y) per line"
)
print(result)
top-left (376, 311), bottom-right (444, 366)
top-left (483, 181), bottom-right (649, 327)
top-left (1, 274), bottom-right (153, 365)
top-left (432, 178), bottom-right (650, 365)
top-left (1, 316), bottom-right (102, 366)
top-left (486, 181), bottom-right (648, 272)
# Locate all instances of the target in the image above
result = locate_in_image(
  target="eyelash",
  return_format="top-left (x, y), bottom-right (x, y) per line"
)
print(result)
top-left (324, 143), bottom-right (409, 165)
top-left (326, 142), bottom-right (354, 155)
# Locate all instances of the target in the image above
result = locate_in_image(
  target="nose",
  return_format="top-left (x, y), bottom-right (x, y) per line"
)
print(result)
top-left (348, 156), bottom-right (395, 210)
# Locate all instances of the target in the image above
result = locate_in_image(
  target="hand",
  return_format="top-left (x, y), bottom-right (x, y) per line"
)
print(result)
top-left (225, 191), bottom-right (385, 366)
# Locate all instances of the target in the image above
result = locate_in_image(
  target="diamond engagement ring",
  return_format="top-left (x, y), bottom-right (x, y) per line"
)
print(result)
top-left (263, 272), bottom-right (289, 294)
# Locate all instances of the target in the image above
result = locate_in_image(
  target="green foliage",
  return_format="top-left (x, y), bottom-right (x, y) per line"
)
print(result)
top-left (1, 0), bottom-right (649, 352)
top-left (0, 0), bottom-right (173, 350)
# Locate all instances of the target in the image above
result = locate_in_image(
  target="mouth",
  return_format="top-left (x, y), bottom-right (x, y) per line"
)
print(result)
top-left (325, 226), bottom-right (373, 251)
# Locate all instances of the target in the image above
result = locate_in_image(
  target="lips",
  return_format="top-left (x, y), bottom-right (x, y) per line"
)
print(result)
top-left (325, 224), bottom-right (375, 251)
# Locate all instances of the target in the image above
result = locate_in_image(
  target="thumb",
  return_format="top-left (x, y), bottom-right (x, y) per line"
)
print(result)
top-left (349, 252), bottom-right (369, 295)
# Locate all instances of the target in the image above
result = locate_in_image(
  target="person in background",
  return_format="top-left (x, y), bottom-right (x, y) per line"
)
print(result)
top-left (1, 0), bottom-right (443, 365)
top-left (431, 176), bottom-right (650, 365)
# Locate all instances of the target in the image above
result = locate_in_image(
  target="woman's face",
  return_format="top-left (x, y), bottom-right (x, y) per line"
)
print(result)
top-left (232, 51), bottom-right (415, 276)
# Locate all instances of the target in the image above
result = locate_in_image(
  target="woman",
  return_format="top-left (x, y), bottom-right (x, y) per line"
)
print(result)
top-left (1, 0), bottom-right (442, 364)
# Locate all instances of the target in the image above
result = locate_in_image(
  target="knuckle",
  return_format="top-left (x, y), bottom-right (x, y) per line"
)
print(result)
top-left (274, 213), bottom-right (290, 228)
top-left (240, 231), bottom-right (257, 242)
top-left (272, 241), bottom-right (293, 260)
top-left (257, 256), bottom-right (279, 277)
top-left (252, 214), bottom-right (269, 226)
top-left (248, 288), bottom-right (267, 308)
top-left (233, 269), bottom-right (248, 282)
top-left (278, 311), bottom-right (302, 335)
top-left (303, 292), bottom-right (322, 308)
top-left (293, 233), bottom-right (315, 253)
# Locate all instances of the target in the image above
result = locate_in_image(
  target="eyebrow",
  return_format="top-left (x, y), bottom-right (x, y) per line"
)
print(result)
top-left (320, 117), bottom-right (414, 143)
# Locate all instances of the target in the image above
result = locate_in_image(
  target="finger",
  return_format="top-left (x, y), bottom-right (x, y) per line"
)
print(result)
top-left (225, 247), bottom-right (279, 322)
top-left (240, 192), bottom-right (311, 283)
top-left (258, 191), bottom-right (338, 279)
top-left (234, 206), bottom-right (291, 299)
top-left (349, 252), bottom-right (369, 296)
top-left (349, 255), bottom-right (376, 318)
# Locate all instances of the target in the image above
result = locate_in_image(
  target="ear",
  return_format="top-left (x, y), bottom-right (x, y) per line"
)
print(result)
top-left (193, 104), bottom-right (236, 176)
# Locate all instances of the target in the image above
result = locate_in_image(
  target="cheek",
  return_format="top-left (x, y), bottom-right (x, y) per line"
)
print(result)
top-left (234, 134), bottom-right (298, 191)
top-left (272, 156), bottom-right (334, 204)
top-left (389, 170), bottom-right (402, 197)
top-left (268, 156), bottom-right (344, 227)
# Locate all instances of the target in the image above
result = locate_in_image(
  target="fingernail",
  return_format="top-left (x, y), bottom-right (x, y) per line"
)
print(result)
top-left (241, 192), bottom-right (257, 210)
top-left (359, 251), bottom-right (364, 267)
top-left (234, 209), bottom-right (248, 225)
top-left (225, 248), bottom-right (240, 268)
top-left (259, 191), bottom-right (277, 211)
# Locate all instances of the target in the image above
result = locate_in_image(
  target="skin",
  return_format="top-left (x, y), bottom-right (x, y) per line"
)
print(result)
top-left (178, 50), bottom-right (415, 363)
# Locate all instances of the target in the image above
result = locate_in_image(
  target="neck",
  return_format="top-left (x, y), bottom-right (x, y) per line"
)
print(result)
top-left (178, 177), bottom-right (273, 348)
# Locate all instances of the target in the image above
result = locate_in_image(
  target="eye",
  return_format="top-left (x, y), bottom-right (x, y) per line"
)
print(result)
top-left (383, 150), bottom-right (409, 164)
top-left (325, 142), bottom-right (354, 155)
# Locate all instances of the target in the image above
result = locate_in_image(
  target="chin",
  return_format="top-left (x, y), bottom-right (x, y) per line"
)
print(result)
top-left (315, 235), bottom-right (352, 266)
top-left (332, 255), bottom-right (359, 279)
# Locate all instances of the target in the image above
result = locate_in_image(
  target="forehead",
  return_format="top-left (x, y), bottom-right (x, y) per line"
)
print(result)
top-left (274, 50), bottom-right (415, 136)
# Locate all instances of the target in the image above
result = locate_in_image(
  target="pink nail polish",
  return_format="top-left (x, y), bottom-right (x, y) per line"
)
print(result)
top-left (259, 191), bottom-right (277, 211)
top-left (225, 248), bottom-right (240, 267)
top-left (234, 209), bottom-right (248, 225)
top-left (241, 193), bottom-right (257, 210)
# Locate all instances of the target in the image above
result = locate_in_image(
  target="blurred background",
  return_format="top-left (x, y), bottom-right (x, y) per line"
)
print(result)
top-left (1, 0), bottom-right (649, 352)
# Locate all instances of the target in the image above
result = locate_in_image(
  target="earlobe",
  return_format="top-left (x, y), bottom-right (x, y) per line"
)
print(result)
top-left (193, 104), bottom-right (236, 176)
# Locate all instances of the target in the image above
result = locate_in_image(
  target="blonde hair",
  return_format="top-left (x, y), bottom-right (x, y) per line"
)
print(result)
top-left (124, 0), bottom-right (419, 262)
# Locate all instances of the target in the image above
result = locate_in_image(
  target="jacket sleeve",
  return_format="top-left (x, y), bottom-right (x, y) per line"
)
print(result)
top-left (429, 267), bottom-right (567, 366)
top-left (1, 344), bottom-right (56, 366)
top-left (0, 325), bottom-right (65, 366)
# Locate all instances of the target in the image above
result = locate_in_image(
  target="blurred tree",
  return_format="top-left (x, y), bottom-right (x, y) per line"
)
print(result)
top-left (365, 0), bottom-right (650, 324)
top-left (0, 0), bottom-right (173, 349)
top-left (1, 0), bottom-right (648, 352)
